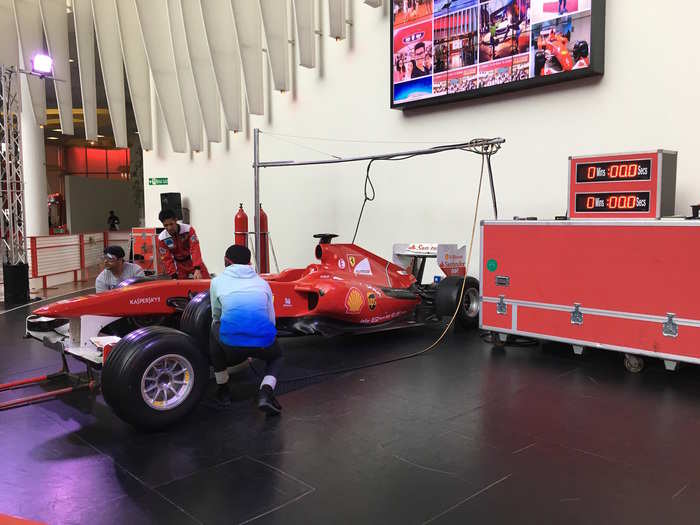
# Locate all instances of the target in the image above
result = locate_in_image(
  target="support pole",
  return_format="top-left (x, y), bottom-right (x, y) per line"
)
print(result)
top-left (250, 133), bottom-right (504, 271)
top-left (253, 128), bottom-right (261, 270)
top-left (486, 153), bottom-right (498, 220)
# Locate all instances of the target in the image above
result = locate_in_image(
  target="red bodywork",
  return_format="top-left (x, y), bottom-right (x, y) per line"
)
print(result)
top-left (34, 243), bottom-right (420, 333)
top-left (481, 221), bottom-right (700, 364)
top-left (537, 33), bottom-right (574, 72)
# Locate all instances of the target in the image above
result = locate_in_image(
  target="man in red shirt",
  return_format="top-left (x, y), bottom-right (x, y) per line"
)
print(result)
top-left (157, 209), bottom-right (210, 279)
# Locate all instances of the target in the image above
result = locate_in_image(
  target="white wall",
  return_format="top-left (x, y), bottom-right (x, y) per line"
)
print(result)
top-left (66, 176), bottom-right (140, 233)
top-left (143, 0), bottom-right (700, 277)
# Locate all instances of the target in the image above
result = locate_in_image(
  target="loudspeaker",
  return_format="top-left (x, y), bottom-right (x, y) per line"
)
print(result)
top-left (160, 192), bottom-right (183, 221)
top-left (2, 263), bottom-right (29, 308)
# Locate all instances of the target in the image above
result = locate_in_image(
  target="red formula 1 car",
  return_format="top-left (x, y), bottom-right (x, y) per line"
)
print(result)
top-left (18, 235), bottom-right (479, 429)
top-left (536, 30), bottom-right (574, 73)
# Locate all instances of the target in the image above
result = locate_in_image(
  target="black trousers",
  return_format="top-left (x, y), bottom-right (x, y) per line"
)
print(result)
top-left (209, 321), bottom-right (283, 380)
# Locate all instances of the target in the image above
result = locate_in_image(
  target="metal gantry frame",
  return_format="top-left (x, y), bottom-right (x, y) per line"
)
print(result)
top-left (0, 66), bottom-right (26, 266)
top-left (251, 128), bottom-right (505, 269)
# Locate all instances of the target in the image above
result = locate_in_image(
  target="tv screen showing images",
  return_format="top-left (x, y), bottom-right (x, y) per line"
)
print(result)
top-left (391, 0), bottom-right (605, 109)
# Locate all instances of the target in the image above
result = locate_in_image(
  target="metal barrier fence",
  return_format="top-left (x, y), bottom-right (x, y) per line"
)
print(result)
top-left (0, 231), bottom-right (131, 293)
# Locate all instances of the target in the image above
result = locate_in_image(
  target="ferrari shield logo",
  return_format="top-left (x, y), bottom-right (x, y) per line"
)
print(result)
top-left (367, 292), bottom-right (377, 311)
top-left (348, 255), bottom-right (356, 267)
top-left (345, 288), bottom-right (364, 314)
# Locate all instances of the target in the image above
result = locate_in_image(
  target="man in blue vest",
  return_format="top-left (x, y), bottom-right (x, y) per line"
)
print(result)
top-left (209, 244), bottom-right (283, 415)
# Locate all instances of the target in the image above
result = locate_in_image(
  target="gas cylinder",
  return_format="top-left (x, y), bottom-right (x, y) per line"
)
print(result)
top-left (234, 203), bottom-right (248, 247)
top-left (259, 204), bottom-right (270, 274)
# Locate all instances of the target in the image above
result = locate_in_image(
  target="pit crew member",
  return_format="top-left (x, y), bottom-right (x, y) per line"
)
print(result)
top-left (157, 209), bottom-right (210, 280)
top-left (209, 245), bottom-right (283, 415)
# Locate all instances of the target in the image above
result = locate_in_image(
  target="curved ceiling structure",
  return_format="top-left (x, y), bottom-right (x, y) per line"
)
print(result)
top-left (4, 0), bottom-right (383, 152)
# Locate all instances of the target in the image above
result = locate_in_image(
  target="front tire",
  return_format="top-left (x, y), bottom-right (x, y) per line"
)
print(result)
top-left (179, 291), bottom-right (212, 358)
top-left (102, 326), bottom-right (208, 430)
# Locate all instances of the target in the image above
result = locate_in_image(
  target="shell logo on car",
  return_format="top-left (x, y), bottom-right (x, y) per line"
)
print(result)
top-left (345, 288), bottom-right (364, 314)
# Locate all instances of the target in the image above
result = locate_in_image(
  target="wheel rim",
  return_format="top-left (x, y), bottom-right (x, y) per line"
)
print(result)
top-left (462, 287), bottom-right (480, 318)
top-left (140, 354), bottom-right (195, 411)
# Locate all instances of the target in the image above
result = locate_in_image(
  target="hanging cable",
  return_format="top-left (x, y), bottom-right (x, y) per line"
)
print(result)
top-left (351, 159), bottom-right (377, 244)
top-left (250, 151), bottom-right (489, 384)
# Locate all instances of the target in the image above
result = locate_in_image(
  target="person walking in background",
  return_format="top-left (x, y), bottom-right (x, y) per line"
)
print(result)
top-left (107, 210), bottom-right (120, 231)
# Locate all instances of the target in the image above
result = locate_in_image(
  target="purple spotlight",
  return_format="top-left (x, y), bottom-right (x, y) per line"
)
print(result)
top-left (31, 53), bottom-right (53, 75)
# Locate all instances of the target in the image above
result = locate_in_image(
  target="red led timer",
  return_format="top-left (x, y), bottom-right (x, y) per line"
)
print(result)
top-left (585, 164), bottom-right (638, 180)
top-left (568, 151), bottom-right (677, 219)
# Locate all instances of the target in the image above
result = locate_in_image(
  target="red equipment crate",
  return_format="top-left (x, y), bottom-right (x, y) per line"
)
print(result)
top-left (480, 220), bottom-right (700, 369)
top-left (131, 228), bottom-right (161, 275)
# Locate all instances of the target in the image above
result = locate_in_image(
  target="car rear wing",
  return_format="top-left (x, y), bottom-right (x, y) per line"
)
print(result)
top-left (392, 243), bottom-right (466, 281)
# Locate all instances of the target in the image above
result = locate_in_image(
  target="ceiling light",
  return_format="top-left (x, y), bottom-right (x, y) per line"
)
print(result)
top-left (47, 136), bottom-right (59, 140)
top-left (97, 134), bottom-right (104, 138)
top-left (52, 128), bottom-right (62, 133)
top-left (31, 54), bottom-right (53, 75)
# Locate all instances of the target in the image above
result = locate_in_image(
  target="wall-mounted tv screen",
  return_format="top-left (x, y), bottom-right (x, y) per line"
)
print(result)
top-left (391, 0), bottom-right (605, 109)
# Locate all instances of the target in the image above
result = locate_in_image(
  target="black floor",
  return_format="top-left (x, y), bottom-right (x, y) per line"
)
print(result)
top-left (3, 298), bottom-right (700, 524)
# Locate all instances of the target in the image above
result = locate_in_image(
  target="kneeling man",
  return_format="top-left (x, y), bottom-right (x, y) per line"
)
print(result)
top-left (209, 245), bottom-right (283, 415)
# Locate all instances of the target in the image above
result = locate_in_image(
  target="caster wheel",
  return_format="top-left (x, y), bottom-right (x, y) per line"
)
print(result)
top-left (624, 354), bottom-right (644, 373)
top-left (491, 331), bottom-right (506, 348)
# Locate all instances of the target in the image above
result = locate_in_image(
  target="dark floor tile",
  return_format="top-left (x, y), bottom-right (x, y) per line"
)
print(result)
top-left (0, 406), bottom-right (149, 524)
top-left (72, 489), bottom-right (199, 525)
top-left (424, 443), bottom-right (700, 525)
top-left (157, 456), bottom-right (314, 525)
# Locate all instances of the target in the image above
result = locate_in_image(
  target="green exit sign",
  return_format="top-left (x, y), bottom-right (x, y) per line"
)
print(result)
top-left (148, 177), bottom-right (168, 186)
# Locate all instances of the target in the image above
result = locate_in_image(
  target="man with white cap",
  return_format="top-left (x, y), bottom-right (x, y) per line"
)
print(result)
top-left (95, 245), bottom-right (145, 293)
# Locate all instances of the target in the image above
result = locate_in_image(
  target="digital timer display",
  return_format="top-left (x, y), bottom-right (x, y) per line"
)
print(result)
top-left (575, 191), bottom-right (651, 213)
top-left (575, 159), bottom-right (652, 183)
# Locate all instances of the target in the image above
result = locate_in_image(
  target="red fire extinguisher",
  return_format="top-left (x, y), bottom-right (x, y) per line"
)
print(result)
top-left (234, 203), bottom-right (248, 247)
top-left (259, 204), bottom-right (270, 274)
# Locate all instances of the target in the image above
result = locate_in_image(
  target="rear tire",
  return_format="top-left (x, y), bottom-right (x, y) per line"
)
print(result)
top-left (436, 276), bottom-right (480, 329)
top-left (179, 292), bottom-right (212, 358)
top-left (102, 326), bottom-right (208, 430)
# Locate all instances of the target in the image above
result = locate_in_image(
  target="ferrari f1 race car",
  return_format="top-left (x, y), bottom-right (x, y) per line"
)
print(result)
top-left (18, 235), bottom-right (479, 429)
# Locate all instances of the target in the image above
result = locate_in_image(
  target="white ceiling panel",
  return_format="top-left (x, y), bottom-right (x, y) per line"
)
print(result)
top-left (72, 0), bottom-right (97, 139)
top-left (328, 0), bottom-right (346, 40)
top-left (293, 0), bottom-right (315, 68)
top-left (12, 0), bottom-right (47, 126)
top-left (167, 0), bottom-right (202, 151)
top-left (180, 0), bottom-right (221, 142)
top-left (231, 0), bottom-right (263, 115)
top-left (135, 0), bottom-right (188, 153)
top-left (0, 0), bottom-right (20, 68)
top-left (40, 0), bottom-right (74, 135)
top-left (92, 0), bottom-right (127, 147)
top-left (0, 0), bottom-right (20, 98)
top-left (116, 0), bottom-right (153, 150)
top-left (201, 0), bottom-right (242, 131)
top-left (260, 0), bottom-right (290, 92)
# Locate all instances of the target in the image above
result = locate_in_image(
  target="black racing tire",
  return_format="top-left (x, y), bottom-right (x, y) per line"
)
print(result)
top-left (179, 292), bottom-right (212, 359)
top-left (102, 326), bottom-right (208, 430)
top-left (436, 276), bottom-right (480, 330)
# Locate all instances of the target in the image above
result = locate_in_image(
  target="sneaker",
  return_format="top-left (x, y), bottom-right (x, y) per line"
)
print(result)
top-left (215, 383), bottom-right (232, 406)
top-left (257, 385), bottom-right (282, 416)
